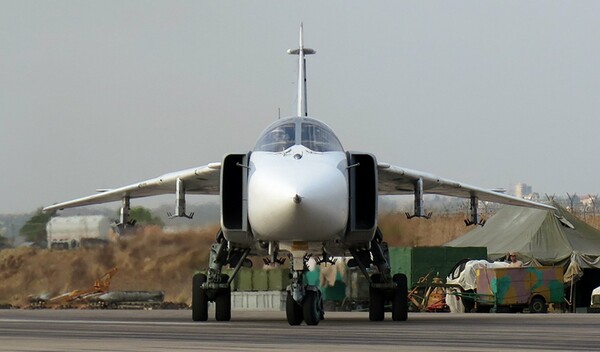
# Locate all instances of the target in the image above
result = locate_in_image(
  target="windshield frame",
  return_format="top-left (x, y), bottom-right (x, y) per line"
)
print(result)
top-left (254, 117), bottom-right (344, 152)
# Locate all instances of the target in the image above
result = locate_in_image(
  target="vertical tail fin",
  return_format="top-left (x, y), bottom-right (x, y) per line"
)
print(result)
top-left (287, 23), bottom-right (315, 117)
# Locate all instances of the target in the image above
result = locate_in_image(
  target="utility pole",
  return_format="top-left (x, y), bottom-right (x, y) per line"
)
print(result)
top-left (566, 193), bottom-right (578, 216)
top-left (590, 194), bottom-right (598, 217)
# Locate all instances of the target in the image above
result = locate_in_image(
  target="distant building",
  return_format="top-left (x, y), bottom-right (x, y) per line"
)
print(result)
top-left (46, 215), bottom-right (113, 249)
top-left (515, 183), bottom-right (533, 199)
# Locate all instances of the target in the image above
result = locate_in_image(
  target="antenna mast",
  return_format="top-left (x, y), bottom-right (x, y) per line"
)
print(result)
top-left (287, 23), bottom-right (315, 117)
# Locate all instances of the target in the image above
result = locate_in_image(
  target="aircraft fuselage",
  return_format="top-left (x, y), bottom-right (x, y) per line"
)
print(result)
top-left (248, 146), bottom-right (349, 242)
top-left (245, 116), bottom-right (350, 242)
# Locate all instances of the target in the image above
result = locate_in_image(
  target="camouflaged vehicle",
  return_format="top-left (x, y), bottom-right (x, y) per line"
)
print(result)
top-left (475, 266), bottom-right (564, 313)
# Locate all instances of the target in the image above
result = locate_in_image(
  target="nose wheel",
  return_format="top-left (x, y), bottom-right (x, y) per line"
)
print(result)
top-left (286, 291), bottom-right (303, 325)
top-left (286, 286), bottom-right (324, 326)
top-left (302, 289), bottom-right (323, 325)
top-left (285, 252), bottom-right (324, 326)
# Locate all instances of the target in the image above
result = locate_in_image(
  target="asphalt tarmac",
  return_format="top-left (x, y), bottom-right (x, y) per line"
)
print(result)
top-left (0, 309), bottom-right (598, 351)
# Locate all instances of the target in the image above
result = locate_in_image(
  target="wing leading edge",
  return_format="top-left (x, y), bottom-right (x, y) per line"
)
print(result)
top-left (43, 163), bottom-right (221, 212)
top-left (377, 162), bottom-right (555, 211)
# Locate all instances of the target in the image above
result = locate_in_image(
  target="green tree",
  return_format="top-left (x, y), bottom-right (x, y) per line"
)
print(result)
top-left (0, 233), bottom-right (8, 246)
top-left (126, 206), bottom-right (164, 227)
top-left (19, 208), bottom-right (54, 246)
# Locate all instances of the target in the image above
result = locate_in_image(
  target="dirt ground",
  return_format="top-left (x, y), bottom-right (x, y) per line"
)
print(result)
top-left (1, 213), bottom-right (599, 307)
top-left (0, 226), bottom-right (217, 307)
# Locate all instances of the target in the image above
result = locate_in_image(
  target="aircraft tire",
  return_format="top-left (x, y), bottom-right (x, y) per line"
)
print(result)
top-left (302, 290), bottom-right (321, 326)
top-left (369, 273), bottom-right (385, 321)
top-left (391, 273), bottom-right (408, 321)
top-left (192, 273), bottom-right (208, 321)
top-left (215, 274), bottom-right (231, 321)
top-left (286, 291), bottom-right (303, 325)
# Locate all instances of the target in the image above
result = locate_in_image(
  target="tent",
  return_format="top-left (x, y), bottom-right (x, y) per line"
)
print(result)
top-left (445, 203), bottom-right (600, 308)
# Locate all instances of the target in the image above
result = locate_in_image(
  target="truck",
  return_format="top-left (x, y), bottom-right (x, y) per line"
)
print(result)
top-left (46, 215), bottom-right (112, 249)
top-left (474, 266), bottom-right (564, 313)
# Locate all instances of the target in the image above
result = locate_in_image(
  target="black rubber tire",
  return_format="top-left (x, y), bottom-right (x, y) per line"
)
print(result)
top-left (462, 289), bottom-right (476, 313)
top-left (477, 305), bottom-right (493, 313)
top-left (192, 273), bottom-right (208, 321)
top-left (302, 290), bottom-right (321, 326)
top-left (391, 273), bottom-right (408, 321)
top-left (369, 273), bottom-right (385, 321)
top-left (215, 274), bottom-right (231, 321)
top-left (286, 291), bottom-right (303, 325)
top-left (529, 296), bottom-right (547, 314)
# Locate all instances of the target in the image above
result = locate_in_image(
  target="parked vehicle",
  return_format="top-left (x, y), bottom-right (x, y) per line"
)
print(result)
top-left (588, 286), bottom-right (600, 313)
top-left (46, 216), bottom-right (112, 249)
top-left (474, 266), bottom-right (564, 313)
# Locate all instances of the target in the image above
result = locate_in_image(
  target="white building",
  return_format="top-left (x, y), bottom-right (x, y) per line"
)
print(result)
top-left (46, 215), bottom-right (112, 249)
top-left (515, 183), bottom-right (533, 199)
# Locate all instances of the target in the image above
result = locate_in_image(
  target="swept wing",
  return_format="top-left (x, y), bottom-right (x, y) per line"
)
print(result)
top-left (378, 162), bottom-right (554, 210)
top-left (43, 163), bottom-right (221, 212)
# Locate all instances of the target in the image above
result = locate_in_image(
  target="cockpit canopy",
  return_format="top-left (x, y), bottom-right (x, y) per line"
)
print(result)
top-left (254, 117), bottom-right (344, 152)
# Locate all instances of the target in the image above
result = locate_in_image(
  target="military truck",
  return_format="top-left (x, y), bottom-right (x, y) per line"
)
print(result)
top-left (475, 266), bottom-right (564, 313)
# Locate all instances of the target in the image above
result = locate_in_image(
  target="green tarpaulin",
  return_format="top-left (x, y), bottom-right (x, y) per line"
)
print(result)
top-left (445, 202), bottom-right (600, 281)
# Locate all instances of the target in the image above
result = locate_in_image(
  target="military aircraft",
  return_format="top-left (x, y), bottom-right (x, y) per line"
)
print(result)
top-left (44, 25), bottom-right (554, 325)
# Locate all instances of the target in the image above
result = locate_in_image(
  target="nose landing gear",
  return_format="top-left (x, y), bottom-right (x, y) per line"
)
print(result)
top-left (285, 252), bottom-right (324, 326)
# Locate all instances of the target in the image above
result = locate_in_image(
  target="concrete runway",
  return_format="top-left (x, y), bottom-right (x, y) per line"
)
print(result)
top-left (0, 309), bottom-right (598, 351)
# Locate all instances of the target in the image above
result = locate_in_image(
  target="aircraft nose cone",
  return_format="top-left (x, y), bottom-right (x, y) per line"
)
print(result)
top-left (247, 157), bottom-right (349, 241)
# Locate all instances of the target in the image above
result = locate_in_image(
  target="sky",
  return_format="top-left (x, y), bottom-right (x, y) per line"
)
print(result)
top-left (1, 1), bottom-right (600, 214)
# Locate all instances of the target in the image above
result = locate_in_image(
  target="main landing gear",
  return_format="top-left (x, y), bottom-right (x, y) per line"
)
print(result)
top-left (192, 230), bottom-right (250, 322)
top-left (350, 229), bottom-right (408, 322)
top-left (192, 229), bottom-right (407, 325)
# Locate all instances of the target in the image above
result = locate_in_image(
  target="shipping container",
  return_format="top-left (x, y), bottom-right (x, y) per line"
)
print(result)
top-left (389, 246), bottom-right (487, 288)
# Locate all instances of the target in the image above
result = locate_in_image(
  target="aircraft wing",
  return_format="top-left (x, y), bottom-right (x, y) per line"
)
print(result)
top-left (43, 163), bottom-right (221, 212)
top-left (377, 163), bottom-right (554, 210)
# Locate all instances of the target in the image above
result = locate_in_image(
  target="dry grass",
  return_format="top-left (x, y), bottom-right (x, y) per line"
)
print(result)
top-left (1, 212), bottom-right (599, 307)
top-left (0, 226), bottom-right (218, 306)
top-left (378, 212), bottom-right (600, 247)
top-left (378, 213), bottom-right (472, 247)
top-left (582, 214), bottom-right (600, 230)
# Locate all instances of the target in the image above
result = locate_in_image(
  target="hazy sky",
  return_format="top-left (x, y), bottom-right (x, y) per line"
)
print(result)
top-left (1, 1), bottom-right (599, 214)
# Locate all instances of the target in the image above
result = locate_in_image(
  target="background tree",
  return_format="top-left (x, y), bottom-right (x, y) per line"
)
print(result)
top-left (0, 223), bottom-right (6, 246)
top-left (126, 206), bottom-right (164, 227)
top-left (0, 233), bottom-right (8, 247)
top-left (19, 208), bottom-right (54, 246)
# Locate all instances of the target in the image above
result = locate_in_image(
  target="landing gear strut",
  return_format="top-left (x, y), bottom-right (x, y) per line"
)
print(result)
top-left (285, 252), bottom-right (324, 326)
top-left (192, 230), bottom-right (250, 322)
top-left (350, 228), bottom-right (408, 322)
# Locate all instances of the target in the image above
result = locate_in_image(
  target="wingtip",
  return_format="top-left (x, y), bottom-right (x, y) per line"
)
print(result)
top-left (42, 205), bottom-right (61, 213)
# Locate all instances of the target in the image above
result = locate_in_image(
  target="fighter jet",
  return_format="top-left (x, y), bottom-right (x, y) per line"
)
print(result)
top-left (44, 25), bottom-right (554, 325)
